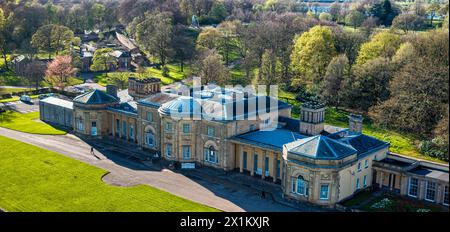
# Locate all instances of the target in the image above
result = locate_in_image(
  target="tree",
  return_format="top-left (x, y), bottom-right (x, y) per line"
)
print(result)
top-left (172, 25), bottom-right (195, 72)
top-left (255, 49), bottom-right (278, 94)
top-left (196, 27), bottom-right (222, 50)
top-left (345, 9), bottom-right (365, 29)
top-left (320, 54), bottom-right (350, 107)
top-left (90, 48), bottom-right (116, 74)
top-left (24, 60), bottom-right (46, 90)
top-left (45, 55), bottom-right (77, 89)
top-left (332, 28), bottom-right (366, 66)
top-left (31, 24), bottom-right (75, 59)
top-left (109, 72), bottom-right (129, 89)
top-left (135, 11), bottom-right (173, 66)
top-left (209, 1), bottom-right (228, 23)
top-left (356, 31), bottom-right (401, 65)
top-left (0, 8), bottom-right (13, 69)
top-left (427, 1), bottom-right (441, 26)
top-left (290, 25), bottom-right (336, 92)
top-left (392, 13), bottom-right (425, 32)
top-left (319, 12), bottom-right (332, 21)
top-left (199, 50), bottom-right (229, 85)
top-left (329, 1), bottom-right (341, 22)
top-left (368, 0), bottom-right (400, 26)
top-left (352, 58), bottom-right (393, 110)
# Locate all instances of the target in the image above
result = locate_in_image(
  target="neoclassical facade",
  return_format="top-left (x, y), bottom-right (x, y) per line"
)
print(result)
top-left (39, 77), bottom-right (449, 208)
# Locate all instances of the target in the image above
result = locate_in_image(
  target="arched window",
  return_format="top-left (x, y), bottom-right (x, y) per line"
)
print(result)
top-left (144, 128), bottom-right (155, 147)
top-left (292, 175), bottom-right (309, 196)
top-left (204, 145), bottom-right (218, 164)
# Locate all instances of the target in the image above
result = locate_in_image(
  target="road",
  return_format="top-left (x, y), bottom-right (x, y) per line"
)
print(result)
top-left (0, 127), bottom-right (304, 212)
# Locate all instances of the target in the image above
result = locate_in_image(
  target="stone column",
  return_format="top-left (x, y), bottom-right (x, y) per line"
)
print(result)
top-left (238, 144), bottom-right (243, 173)
top-left (112, 114), bottom-right (115, 138)
top-left (250, 147), bottom-right (255, 176)
top-left (261, 150), bottom-right (266, 180)
top-left (271, 153), bottom-right (277, 183)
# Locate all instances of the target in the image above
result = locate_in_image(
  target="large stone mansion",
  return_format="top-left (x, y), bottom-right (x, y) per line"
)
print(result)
top-left (39, 77), bottom-right (449, 208)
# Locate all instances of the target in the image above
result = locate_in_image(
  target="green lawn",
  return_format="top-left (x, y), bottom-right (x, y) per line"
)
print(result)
top-left (0, 87), bottom-right (32, 95)
top-left (0, 111), bottom-right (67, 135)
top-left (0, 135), bottom-right (218, 212)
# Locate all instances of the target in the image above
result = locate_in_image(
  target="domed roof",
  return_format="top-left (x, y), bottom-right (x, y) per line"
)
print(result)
top-left (285, 135), bottom-right (357, 160)
top-left (159, 96), bottom-right (203, 118)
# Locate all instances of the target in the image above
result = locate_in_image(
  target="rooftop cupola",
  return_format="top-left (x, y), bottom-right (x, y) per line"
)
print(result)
top-left (348, 114), bottom-right (363, 134)
top-left (128, 76), bottom-right (161, 100)
top-left (299, 101), bottom-right (325, 136)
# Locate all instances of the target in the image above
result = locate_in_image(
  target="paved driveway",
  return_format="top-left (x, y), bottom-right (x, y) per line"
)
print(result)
top-left (0, 127), bottom-right (311, 212)
top-left (0, 99), bottom-right (40, 113)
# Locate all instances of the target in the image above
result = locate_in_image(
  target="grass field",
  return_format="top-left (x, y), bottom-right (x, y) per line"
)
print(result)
top-left (0, 111), bottom-right (67, 135)
top-left (0, 135), bottom-right (218, 212)
top-left (0, 87), bottom-right (32, 95)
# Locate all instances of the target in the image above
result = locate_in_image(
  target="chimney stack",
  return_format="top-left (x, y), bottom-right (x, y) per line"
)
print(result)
top-left (106, 85), bottom-right (118, 98)
top-left (348, 114), bottom-right (363, 134)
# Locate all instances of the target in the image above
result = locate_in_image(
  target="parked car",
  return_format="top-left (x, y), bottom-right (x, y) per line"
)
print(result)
top-left (20, 95), bottom-right (31, 102)
top-left (38, 93), bottom-right (55, 99)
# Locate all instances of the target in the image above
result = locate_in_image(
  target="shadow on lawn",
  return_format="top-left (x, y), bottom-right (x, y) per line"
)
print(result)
top-left (0, 110), bottom-right (18, 123)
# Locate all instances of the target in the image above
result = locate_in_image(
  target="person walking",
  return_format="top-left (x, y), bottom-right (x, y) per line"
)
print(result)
top-left (90, 147), bottom-right (94, 155)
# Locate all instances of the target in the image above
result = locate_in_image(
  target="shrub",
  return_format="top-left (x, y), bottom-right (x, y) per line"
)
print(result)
top-left (162, 66), bottom-right (170, 77)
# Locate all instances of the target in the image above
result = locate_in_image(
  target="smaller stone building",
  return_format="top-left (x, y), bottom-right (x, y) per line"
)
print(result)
top-left (39, 97), bottom-right (73, 128)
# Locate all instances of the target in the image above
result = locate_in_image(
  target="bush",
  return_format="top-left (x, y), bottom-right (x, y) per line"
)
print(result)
top-left (419, 139), bottom-right (449, 162)
top-left (162, 66), bottom-right (170, 77)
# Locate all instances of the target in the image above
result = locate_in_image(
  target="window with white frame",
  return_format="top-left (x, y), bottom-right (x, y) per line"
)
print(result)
top-left (444, 185), bottom-right (449, 206)
top-left (356, 178), bottom-right (360, 190)
top-left (320, 184), bottom-right (329, 200)
top-left (364, 160), bottom-right (369, 169)
top-left (145, 130), bottom-right (154, 147)
top-left (165, 143), bottom-right (172, 157)
top-left (425, 181), bottom-right (436, 202)
top-left (357, 162), bottom-right (361, 172)
top-left (363, 175), bottom-right (367, 187)
top-left (146, 111), bottom-right (153, 122)
top-left (182, 145), bottom-right (191, 160)
top-left (204, 146), bottom-right (218, 163)
top-left (165, 122), bottom-right (172, 132)
top-left (207, 126), bottom-right (215, 137)
top-left (408, 178), bottom-right (419, 197)
top-left (76, 118), bottom-right (84, 131)
top-left (183, 123), bottom-right (190, 134)
top-left (293, 175), bottom-right (308, 196)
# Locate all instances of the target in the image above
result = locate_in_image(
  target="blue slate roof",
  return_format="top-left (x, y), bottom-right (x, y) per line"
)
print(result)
top-left (159, 95), bottom-right (291, 121)
top-left (233, 129), bottom-right (306, 151)
top-left (73, 89), bottom-right (119, 105)
top-left (285, 135), bottom-right (357, 160)
top-left (107, 101), bottom-right (138, 116)
top-left (331, 131), bottom-right (389, 156)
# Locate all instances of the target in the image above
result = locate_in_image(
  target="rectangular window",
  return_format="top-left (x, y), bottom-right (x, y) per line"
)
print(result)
top-left (183, 123), bottom-right (190, 134)
top-left (363, 175), bottom-right (367, 187)
top-left (165, 122), bottom-right (172, 132)
top-left (356, 178), bottom-right (360, 190)
top-left (207, 126), bottom-right (215, 137)
top-left (243, 151), bottom-right (247, 169)
top-left (364, 160), bottom-right (369, 169)
top-left (182, 145), bottom-right (191, 160)
top-left (276, 160), bottom-right (280, 178)
top-left (204, 147), bottom-right (218, 163)
top-left (249, 124), bottom-right (255, 131)
top-left (130, 125), bottom-right (134, 140)
top-left (76, 118), bottom-right (84, 131)
top-left (146, 112), bottom-right (153, 122)
top-left (116, 119), bottom-right (120, 134)
top-left (408, 178), bottom-right (419, 197)
top-left (291, 177), bottom-right (296, 193)
top-left (320, 184), bottom-right (329, 200)
top-left (253, 154), bottom-right (258, 173)
top-left (425, 181), bottom-right (436, 202)
top-left (165, 144), bottom-right (172, 157)
top-left (444, 186), bottom-right (449, 206)
top-left (122, 121), bottom-right (126, 137)
top-left (357, 162), bottom-right (361, 172)
top-left (264, 156), bottom-right (269, 176)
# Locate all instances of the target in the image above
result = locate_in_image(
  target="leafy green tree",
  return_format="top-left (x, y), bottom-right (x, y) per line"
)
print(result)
top-left (320, 54), bottom-right (350, 107)
top-left (135, 11), bottom-right (173, 66)
top-left (352, 57), bottom-right (393, 110)
top-left (255, 49), bottom-right (278, 94)
top-left (90, 48), bottom-right (116, 74)
top-left (196, 27), bottom-right (221, 50)
top-left (345, 9), bottom-right (365, 29)
top-left (290, 25), bottom-right (336, 91)
top-left (199, 49), bottom-right (229, 85)
top-left (31, 24), bottom-right (75, 59)
top-left (355, 31), bottom-right (401, 65)
top-left (209, 1), bottom-right (228, 24)
top-left (368, 0), bottom-right (400, 26)
top-left (319, 12), bottom-right (332, 21)
top-left (392, 13), bottom-right (425, 32)
top-left (109, 72), bottom-right (130, 89)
